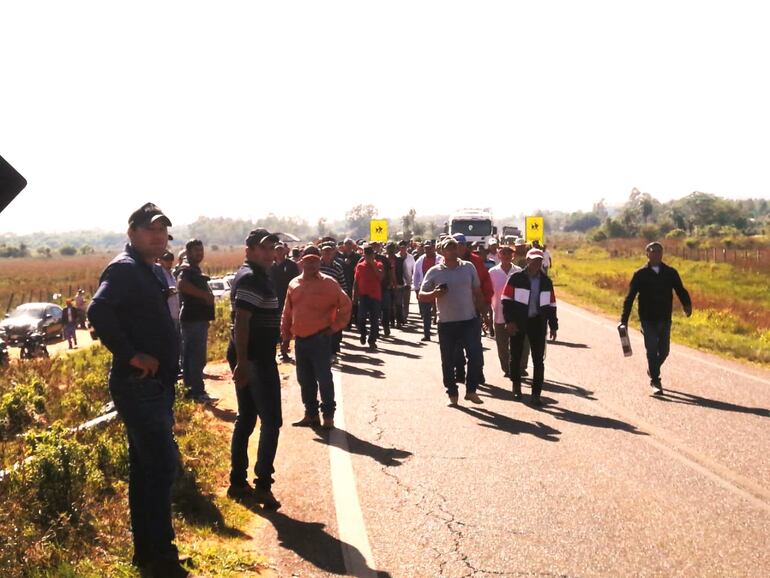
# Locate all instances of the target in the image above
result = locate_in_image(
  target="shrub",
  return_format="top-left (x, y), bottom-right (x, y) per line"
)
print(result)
top-left (666, 228), bottom-right (687, 239)
top-left (685, 237), bottom-right (700, 249)
top-left (639, 224), bottom-right (659, 241)
top-left (0, 375), bottom-right (46, 439)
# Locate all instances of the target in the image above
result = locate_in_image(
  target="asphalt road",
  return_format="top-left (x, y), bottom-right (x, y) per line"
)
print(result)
top-left (207, 299), bottom-right (770, 578)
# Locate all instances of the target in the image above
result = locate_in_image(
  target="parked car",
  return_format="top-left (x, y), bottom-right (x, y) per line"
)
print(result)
top-left (207, 278), bottom-right (231, 301)
top-left (0, 302), bottom-right (64, 344)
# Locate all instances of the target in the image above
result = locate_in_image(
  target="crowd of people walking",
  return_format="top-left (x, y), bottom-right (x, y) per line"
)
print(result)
top-left (87, 202), bottom-right (690, 577)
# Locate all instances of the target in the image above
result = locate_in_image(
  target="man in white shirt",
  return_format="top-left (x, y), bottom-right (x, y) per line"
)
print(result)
top-left (489, 246), bottom-right (524, 377)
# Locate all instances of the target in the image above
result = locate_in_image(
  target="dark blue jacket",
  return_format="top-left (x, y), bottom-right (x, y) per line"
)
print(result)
top-left (88, 244), bottom-right (179, 386)
top-left (621, 262), bottom-right (691, 324)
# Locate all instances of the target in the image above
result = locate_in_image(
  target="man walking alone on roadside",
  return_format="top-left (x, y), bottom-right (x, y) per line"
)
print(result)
top-left (419, 237), bottom-right (485, 406)
top-left (88, 203), bottom-right (189, 577)
top-left (502, 248), bottom-right (558, 406)
top-left (620, 241), bottom-right (692, 395)
top-left (282, 245), bottom-right (352, 430)
top-left (226, 229), bottom-right (283, 509)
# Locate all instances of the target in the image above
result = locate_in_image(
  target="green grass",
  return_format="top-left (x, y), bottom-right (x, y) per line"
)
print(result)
top-left (552, 247), bottom-right (770, 367)
top-left (0, 346), bottom-right (269, 577)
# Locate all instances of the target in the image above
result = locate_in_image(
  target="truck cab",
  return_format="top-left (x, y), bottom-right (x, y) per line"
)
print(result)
top-left (446, 208), bottom-right (496, 246)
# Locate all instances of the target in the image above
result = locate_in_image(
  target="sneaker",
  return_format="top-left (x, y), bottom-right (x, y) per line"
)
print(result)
top-left (292, 414), bottom-right (321, 427)
top-left (227, 482), bottom-right (255, 502)
top-left (650, 379), bottom-right (663, 395)
top-left (448, 394), bottom-right (459, 406)
top-left (253, 486), bottom-right (281, 510)
top-left (464, 392), bottom-right (484, 404)
top-left (359, 334), bottom-right (366, 345)
top-left (321, 416), bottom-right (335, 430)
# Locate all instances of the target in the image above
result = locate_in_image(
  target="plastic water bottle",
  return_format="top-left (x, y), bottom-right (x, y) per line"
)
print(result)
top-left (617, 324), bottom-right (632, 357)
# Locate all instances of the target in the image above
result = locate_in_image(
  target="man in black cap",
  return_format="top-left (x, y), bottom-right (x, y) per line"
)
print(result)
top-left (88, 203), bottom-right (189, 577)
top-left (620, 242), bottom-right (692, 395)
top-left (177, 238), bottom-right (216, 402)
top-left (226, 228), bottom-right (283, 509)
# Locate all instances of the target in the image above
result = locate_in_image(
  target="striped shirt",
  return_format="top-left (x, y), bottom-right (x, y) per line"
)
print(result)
top-left (228, 261), bottom-right (280, 361)
top-left (320, 258), bottom-right (348, 293)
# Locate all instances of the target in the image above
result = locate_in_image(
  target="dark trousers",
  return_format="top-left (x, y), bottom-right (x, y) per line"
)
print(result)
top-left (394, 286), bottom-right (406, 325)
top-left (110, 377), bottom-right (179, 564)
top-left (510, 315), bottom-right (547, 398)
top-left (418, 301), bottom-right (433, 338)
top-left (358, 295), bottom-right (381, 345)
top-left (230, 358), bottom-right (282, 490)
top-left (296, 333), bottom-right (336, 417)
top-left (181, 320), bottom-right (209, 396)
top-left (641, 318), bottom-right (672, 381)
top-left (381, 287), bottom-right (393, 330)
top-left (438, 317), bottom-right (482, 396)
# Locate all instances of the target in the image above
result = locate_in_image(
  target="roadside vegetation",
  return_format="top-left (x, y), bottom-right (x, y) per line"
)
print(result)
top-left (551, 245), bottom-right (770, 367)
top-left (0, 337), bottom-right (269, 577)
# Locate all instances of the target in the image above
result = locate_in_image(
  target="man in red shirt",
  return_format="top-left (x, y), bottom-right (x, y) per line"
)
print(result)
top-left (353, 245), bottom-right (384, 350)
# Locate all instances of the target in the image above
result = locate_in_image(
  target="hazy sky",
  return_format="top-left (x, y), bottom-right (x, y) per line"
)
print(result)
top-left (2, 1), bottom-right (769, 235)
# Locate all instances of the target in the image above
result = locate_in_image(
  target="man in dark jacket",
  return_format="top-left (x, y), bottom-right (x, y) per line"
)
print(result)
top-left (620, 242), bottom-right (692, 394)
top-left (88, 203), bottom-right (189, 577)
top-left (502, 248), bottom-right (558, 406)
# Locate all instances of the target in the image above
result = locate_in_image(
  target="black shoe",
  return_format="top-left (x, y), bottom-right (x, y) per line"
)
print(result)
top-left (359, 334), bottom-right (366, 345)
top-left (650, 379), bottom-right (663, 395)
top-left (420, 336), bottom-right (431, 341)
top-left (530, 396), bottom-right (542, 407)
top-left (512, 382), bottom-right (522, 401)
top-left (503, 371), bottom-right (510, 378)
top-left (227, 482), bottom-right (255, 501)
top-left (254, 486), bottom-right (281, 510)
top-left (383, 327), bottom-right (391, 337)
top-left (520, 368), bottom-right (529, 377)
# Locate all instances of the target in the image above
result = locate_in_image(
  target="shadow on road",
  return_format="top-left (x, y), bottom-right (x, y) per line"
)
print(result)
top-left (542, 379), bottom-right (596, 400)
top-left (373, 346), bottom-right (422, 359)
top-left (340, 364), bottom-right (386, 379)
top-left (382, 335), bottom-right (424, 348)
top-left (258, 510), bottom-right (392, 577)
top-left (454, 405), bottom-right (561, 441)
top-left (658, 388), bottom-right (770, 418)
top-left (549, 340), bottom-right (590, 349)
top-left (341, 352), bottom-right (385, 366)
top-left (313, 428), bottom-right (413, 467)
top-left (539, 404), bottom-right (647, 435)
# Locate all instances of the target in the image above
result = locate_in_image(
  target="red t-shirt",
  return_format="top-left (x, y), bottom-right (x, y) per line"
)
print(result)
top-left (355, 260), bottom-right (384, 300)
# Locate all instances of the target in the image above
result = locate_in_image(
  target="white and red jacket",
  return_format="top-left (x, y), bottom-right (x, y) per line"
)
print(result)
top-left (501, 270), bottom-right (558, 332)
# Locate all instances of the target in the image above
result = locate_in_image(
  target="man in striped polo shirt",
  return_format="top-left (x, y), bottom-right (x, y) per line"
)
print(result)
top-left (226, 228), bottom-right (283, 509)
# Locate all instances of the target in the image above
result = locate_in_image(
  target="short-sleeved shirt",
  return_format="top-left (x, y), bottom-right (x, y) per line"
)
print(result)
top-left (420, 260), bottom-right (480, 323)
top-left (228, 261), bottom-right (281, 363)
top-left (355, 260), bottom-right (384, 300)
top-left (177, 264), bottom-right (215, 322)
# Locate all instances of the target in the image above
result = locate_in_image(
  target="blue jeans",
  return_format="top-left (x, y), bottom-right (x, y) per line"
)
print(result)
top-left (230, 358), bottom-right (283, 489)
top-left (438, 317), bottom-right (483, 396)
top-left (109, 376), bottom-right (179, 564)
top-left (296, 333), bottom-right (336, 417)
top-left (641, 318), bottom-right (672, 381)
top-left (358, 295), bottom-right (381, 345)
top-left (182, 320), bottom-right (209, 396)
top-left (418, 301), bottom-right (433, 338)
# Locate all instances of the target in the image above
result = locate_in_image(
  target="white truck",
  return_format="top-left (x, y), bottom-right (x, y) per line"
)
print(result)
top-left (445, 208), bottom-right (497, 246)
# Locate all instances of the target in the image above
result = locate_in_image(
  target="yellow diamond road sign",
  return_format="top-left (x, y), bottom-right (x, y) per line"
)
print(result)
top-left (370, 219), bottom-right (388, 242)
top-left (525, 216), bottom-right (544, 245)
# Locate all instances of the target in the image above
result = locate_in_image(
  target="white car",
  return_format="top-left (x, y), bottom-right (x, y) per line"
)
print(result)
top-left (207, 278), bottom-right (231, 301)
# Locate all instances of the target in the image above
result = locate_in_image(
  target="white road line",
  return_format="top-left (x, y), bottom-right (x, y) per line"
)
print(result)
top-left (328, 367), bottom-right (378, 578)
top-left (559, 301), bottom-right (770, 386)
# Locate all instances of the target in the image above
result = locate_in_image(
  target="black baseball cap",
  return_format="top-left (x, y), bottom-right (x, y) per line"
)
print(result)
top-left (128, 202), bottom-right (172, 228)
top-left (246, 228), bottom-right (279, 247)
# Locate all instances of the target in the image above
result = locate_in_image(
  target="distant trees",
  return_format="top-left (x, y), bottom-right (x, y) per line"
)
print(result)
top-left (345, 204), bottom-right (378, 239)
